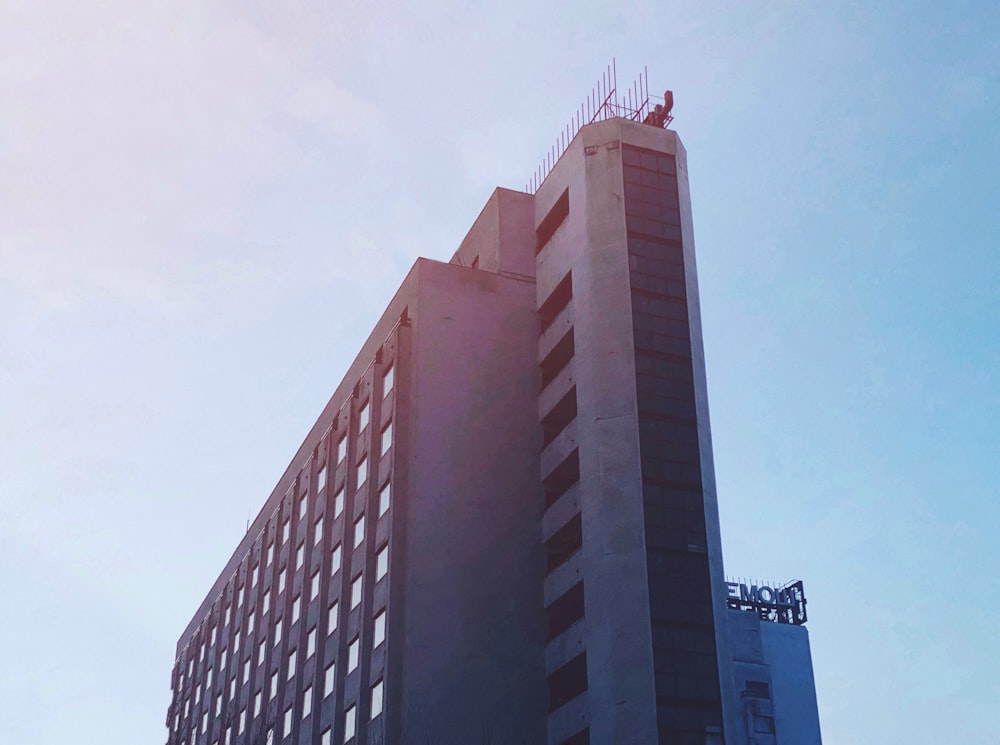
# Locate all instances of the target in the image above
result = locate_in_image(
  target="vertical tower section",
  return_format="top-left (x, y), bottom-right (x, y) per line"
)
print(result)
top-left (533, 118), bottom-right (738, 745)
top-left (622, 132), bottom-right (735, 743)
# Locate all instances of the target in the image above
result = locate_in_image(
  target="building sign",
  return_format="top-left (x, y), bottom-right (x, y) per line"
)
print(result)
top-left (725, 579), bottom-right (807, 625)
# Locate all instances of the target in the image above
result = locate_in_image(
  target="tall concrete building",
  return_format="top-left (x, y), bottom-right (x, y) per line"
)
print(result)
top-left (165, 90), bottom-right (820, 745)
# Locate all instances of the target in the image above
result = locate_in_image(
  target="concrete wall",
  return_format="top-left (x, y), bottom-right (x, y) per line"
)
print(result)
top-left (399, 258), bottom-right (548, 745)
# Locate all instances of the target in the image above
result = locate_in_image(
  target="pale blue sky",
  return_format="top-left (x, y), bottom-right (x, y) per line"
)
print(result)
top-left (2, 1), bottom-right (997, 743)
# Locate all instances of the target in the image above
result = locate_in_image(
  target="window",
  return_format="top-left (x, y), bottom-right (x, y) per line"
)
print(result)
top-left (310, 570), bottom-right (321, 601)
top-left (546, 514), bottom-right (583, 574)
top-left (331, 543), bottom-right (342, 574)
top-left (539, 270), bottom-right (573, 332)
top-left (283, 706), bottom-right (292, 736)
top-left (372, 609), bottom-right (385, 648)
top-left (324, 662), bottom-right (336, 698)
top-left (251, 564), bottom-right (259, 589)
top-left (375, 544), bottom-right (388, 582)
top-left (358, 400), bottom-right (370, 431)
top-left (350, 575), bottom-right (363, 610)
top-left (307, 627), bottom-right (317, 658)
top-left (229, 676), bottom-right (236, 700)
top-left (353, 515), bottom-right (365, 549)
top-left (337, 436), bottom-right (347, 464)
top-left (317, 464), bottom-right (327, 493)
top-left (334, 488), bottom-right (344, 518)
top-left (370, 679), bottom-right (383, 719)
top-left (291, 595), bottom-right (301, 625)
top-left (278, 567), bottom-right (286, 594)
top-left (295, 543), bottom-right (304, 570)
top-left (314, 516), bottom-right (323, 545)
top-left (273, 617), bottom-right (282, 646)
top-left (247, 612), bottom-right (254, 636)
top-left (544, 448), bottom-right (579, 509)
top-left (243, 657), bottom-right (250, 682)
top-left (380, 422), bottom-right (392, 455)
top-left (210, 626), bottom-right (217, 646)
top-left (270, 671), bottom-right (278, 700)
top-left (347, 637), bottom-right (359, 673)
top-left (262, 590), bottom-right (270, 615)
top-left (201, 712), bottom-right (207, 734)
top-left (547, 652), bottom-right (588, 712)
top-left (344, 704), bottom-right (357, 741)
top-left (329, 600), bottom-right (339, 633)
top-left (287, 650), bottom-right (296, 680)
top-left (282, 519), bottom-right (290, 545)
top-left (546, 580), bottom-right (585, 640)
top-left (257, 638), bottom-right (266, 666)
top-left (382, 365), bottom-right (394, 397)
top-left (266, 542), bottom-right (274, 568)
top-left (321, 728), bottom-right (332, 745)
top-left (239, 708), bottom-right (246, 734)
top-left (378, 481), bottom-right (391, 517)
top-left (536, 188), bottom-right (570, 253)
top-left (254, 690), bottom-right (262, 716)
top-left (302, 684), bottom-right (312, 718)
top-left (299, 494), bottom-right (308, 520)
top-left (356, 456), bottom-right (368, 490)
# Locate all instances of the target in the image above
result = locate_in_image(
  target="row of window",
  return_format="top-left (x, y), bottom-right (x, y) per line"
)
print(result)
top-left (172, 360), bottom-right (398, 745)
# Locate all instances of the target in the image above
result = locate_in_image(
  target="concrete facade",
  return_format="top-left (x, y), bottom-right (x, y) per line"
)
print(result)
top-left (165, 117), bottom-right (817, 745)
top-left (727, 610), bottom-right (822, 745)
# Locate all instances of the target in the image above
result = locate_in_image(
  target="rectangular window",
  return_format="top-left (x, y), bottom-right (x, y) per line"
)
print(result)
top-left (291, 595), bottom-right (301, 625)
top-left (358, 400), bottom-right (370, 432)
top-left (356, 455), bottom-right (368, 490)
top-left (274, 617), bottom-right (282, 646)
top-left (378, 481), bottom-right (391, 517)
top-left (314, 515), bottom-right (323, 545)
top-left (539, 271), bottom-right (573, 332)
top-left (541, 385), bottom-right (577, 447)
top-left (261, 591), bottom-right (270, 615)
top-left (247, 612), bottom-right (254, 636)
top-left (334, 488), bottom-right (344, 518)
top-left (376, 544), bottom-right (388, 582)
top-left (287, 650), bottom-right (296, 680)
top-left (547, 651), bottom-right (588, 712)
top-left (332, 543), bottom-right (342, 574)
top-left (307, 627), bottom-right (317, 658)
top-left (546, 580), bottom-right (585, 640)
top-left (299, 494), bottom-right (308, 520)
top-left (344, 704), bottom-right (357, 741)
top-left (278, 567), bottom-right (287, 594)
top-left (295, 543), bottom-right (304, 570)
top-left (329, 600), bottom-right (339, 633)
top-left (310, 570), bottom-right (321, 601)
top-left (210, 625), bottom-right (217, 646)
top-left (257, 638), bottom-right (266, 666)
top-left (372, 609), bottom-right (386, 648)
top-left (266, 542), bottom-right (274, 568)
top-left (370, 679), bottom-right (383, 719)
top-left (239, 709), bottom-right (246, 734)
top-left (347, 637), bottom-right (359, 673)
top-left (243, 657), bottom-right (250, 683)
top-left (337, 436), bottom-right (347, 464)
top-left (321, 728), bottom-right (332, 745)
top-left (283, 706), bottom-right (292, 736)
top-left (380, 422), bottom-right (392, 455)
top-left (282, 519), bottom-right (290, 546)
top-left (543, 448), bottom-right (580, 508)
top-left (302, 684), bottom-right (312, 719)
top-left (270, 671), bottom-right (278, 700)
top-left (382, 365), bottom-right (394, 398)
top-left (354, 514), bottom-right (365, 549)
top-left (253, 690), bottom-right (261, 716)
top-left (546, 514), bottom-right (583, 574)
top-left (540, 328), bottom-right (575, 388)
top-left (317, 464), bottom-right (327, 493)
top-left (324, 662), bottom-right (336, 698)
top-left (351, 575), bottom-right (363, 610)
top-left (536, 188), bottom-right (569, 254)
